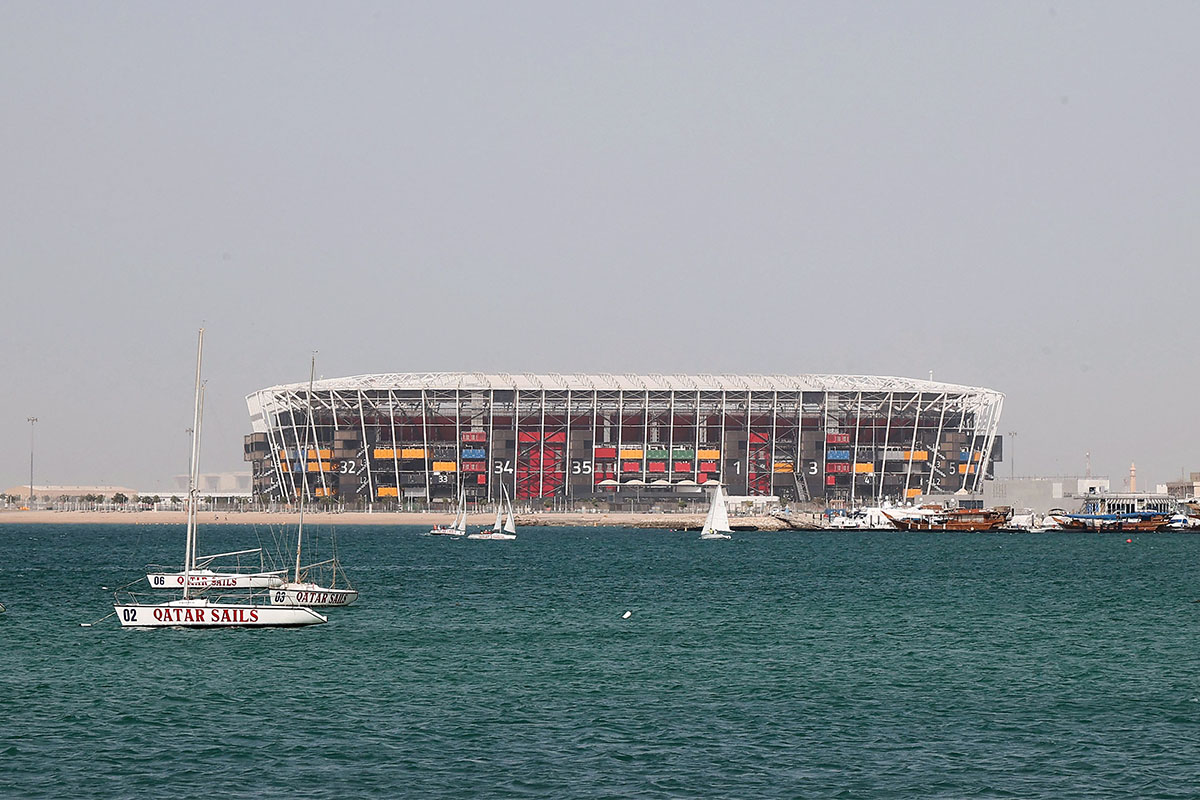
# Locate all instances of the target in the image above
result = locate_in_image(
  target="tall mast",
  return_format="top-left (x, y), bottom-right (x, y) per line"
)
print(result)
top-left (295, 353), bottom-right (316, 584)
top-left (183, 328), bottom-right (205, 600)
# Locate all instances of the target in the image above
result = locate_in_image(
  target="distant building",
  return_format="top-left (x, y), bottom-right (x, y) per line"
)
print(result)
top-left (170, 472), bottom-right (253, 494)
top-left (984, 476), bottom-right (1111, 514)
top-left (1163, 472), bottom-right (1200, 499)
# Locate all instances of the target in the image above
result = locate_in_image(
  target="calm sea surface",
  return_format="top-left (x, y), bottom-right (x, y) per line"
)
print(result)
top-left (2, 523), bottom-right (1199, 799)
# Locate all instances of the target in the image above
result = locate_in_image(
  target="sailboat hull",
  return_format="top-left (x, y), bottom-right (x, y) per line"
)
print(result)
top-left (146, 570), bottom-right (286, 590)
top-left (269, 584), bottom-right (359, 607)
top-left (114, 599), bottom-right (327, 628)
top-left (466, 531), bottom-right (516, 540)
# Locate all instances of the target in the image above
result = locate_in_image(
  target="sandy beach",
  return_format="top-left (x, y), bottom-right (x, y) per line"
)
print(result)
top-left (0, 509), bottom-right (810, 530)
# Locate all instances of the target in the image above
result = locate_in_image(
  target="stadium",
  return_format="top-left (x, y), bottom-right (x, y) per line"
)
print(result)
top-left (243, 373), bottom-right (1005, 506)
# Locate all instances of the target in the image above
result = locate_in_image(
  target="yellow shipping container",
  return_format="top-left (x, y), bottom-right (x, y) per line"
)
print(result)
top-left (619, 449), bottom-right (644, 460)
top-left (314, 487), bottom-right (336, 497)
top-left (697, 449), bottom-right (721, 459)
top-left (906, 488), bottom-right (922, 498)
top-left (773, 463), bottom-right (795, 473)
top-left (432, 461), bottom-right (457, 472)
top-left (306, 449), bottom-right (331, 460)
top-left (400, 448), bottom-right (426, 459)
top-left (307, 462), bottom-right (334, 472)
top-left (854, 463), bottom-right (875, 474)
top-left (377, 487), bottom-right (399, 497)
top-left (903, 450), bottom-right (929, 461)
top-left (958, 464), bottom-right (977, 474)
top-left (373, 448), bottom-right (395, 460)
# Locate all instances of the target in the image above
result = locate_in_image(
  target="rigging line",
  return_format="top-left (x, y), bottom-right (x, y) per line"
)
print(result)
top-left (101, 575), bottom-right (149, 594)
top-left (247, 519), bottom-right (287, 573)
top-left (80, 610), bottom-right (117, 627)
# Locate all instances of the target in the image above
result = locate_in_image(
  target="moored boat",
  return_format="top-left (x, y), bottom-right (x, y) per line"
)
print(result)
top-left (269, 575), bottom-right (358, 607)
top-left (146, 549), bottom-right (286, 590)
top-left (114, 596), bottom-right (328, 628)
top-left (882, 508), bottom-right (1008, 532)
top-left (1050, 512), bottom-right (1172, 532)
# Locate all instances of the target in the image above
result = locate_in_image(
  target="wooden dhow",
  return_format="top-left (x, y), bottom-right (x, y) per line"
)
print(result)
top-left (882, 508), bottom-right (1008, 532)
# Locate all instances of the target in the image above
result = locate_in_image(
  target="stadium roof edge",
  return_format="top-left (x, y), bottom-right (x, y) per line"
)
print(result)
top-left (249, 372), bottom-right (1003, 400)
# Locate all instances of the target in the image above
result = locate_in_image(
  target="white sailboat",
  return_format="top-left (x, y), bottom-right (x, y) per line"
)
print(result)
top-left (699, 484), bottom-right (733, 540)
top-left (429, 491), bottom-right (467, 536)
top-left (113, 329), bottom-right (327, 628)
top-left (467, 483), bottom-right (517, 540)
top-left (145, 548), bottom-right (287, 590)
top-left (270, 354), bottom-right (359, 608)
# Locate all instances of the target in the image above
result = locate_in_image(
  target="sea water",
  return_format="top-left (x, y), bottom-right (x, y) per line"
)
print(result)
top-left (1, 524), bottom-right (1199, 798)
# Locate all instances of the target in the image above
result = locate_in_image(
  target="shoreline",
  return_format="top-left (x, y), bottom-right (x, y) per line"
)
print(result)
top-left (0, 509), bottom-right (814, 530)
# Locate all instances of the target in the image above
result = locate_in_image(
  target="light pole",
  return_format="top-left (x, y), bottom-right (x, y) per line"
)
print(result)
top-left (1007, 430), bottom-right (1017, 479)
top-left (27, 416), bottom-right (38, 508)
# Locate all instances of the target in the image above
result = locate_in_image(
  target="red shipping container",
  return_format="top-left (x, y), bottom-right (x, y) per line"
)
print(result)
top-left (622, 462), bottom-right (641, 473)
top-left (461, 431), bottom-right (487, 443)
top-left (699, 461), bottom-right (717, 471)
top-left (477, 475), bottom-right (487, 484)
top-left (673, 461), bottom-right (691, 472)
top-left (749, 431), bottom-right (769, 443)
top-left (594, 447), bottom-right (617, 459)
top-left (697, 472), bottom-right (709, 484)
top-left (826, 475), bottom-right (836, 485)
top-left (647, 462), bottom-right (666, 473)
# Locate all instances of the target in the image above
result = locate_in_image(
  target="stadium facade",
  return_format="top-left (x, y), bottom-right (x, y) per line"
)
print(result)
top-left (244, 373), bottom-right (1004, 506)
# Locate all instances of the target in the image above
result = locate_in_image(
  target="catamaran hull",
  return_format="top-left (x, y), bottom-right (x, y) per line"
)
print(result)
top-left (114, 601), bottom-right (327, 628)
top-left (269, 585), bottom-right (359, 607)
top-left (146, 570), bottom-right (286, 590)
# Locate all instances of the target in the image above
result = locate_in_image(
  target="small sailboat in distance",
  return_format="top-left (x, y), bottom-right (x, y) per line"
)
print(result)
top-left (467, 483), bottom-right (517, 540)
top-left (429, 490), bottom-right (467, 536)
top-left (113, 329), bottom-right (327, 628)
top-left (699, 484), bottom-right (733, 540)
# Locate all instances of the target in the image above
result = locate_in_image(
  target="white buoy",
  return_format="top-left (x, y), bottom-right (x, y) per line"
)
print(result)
top-left (622, 610), bottom-right (632, 619)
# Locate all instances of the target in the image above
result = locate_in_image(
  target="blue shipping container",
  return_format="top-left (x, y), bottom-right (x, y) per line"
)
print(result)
top-left (461, 448), bottom-right (487, 459)
top-left (827, 450), bottom-right (851, 461)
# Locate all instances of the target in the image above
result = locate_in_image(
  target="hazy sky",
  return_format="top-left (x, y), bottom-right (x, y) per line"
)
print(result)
top-left (2, 2), bottom-right (1196, 492)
